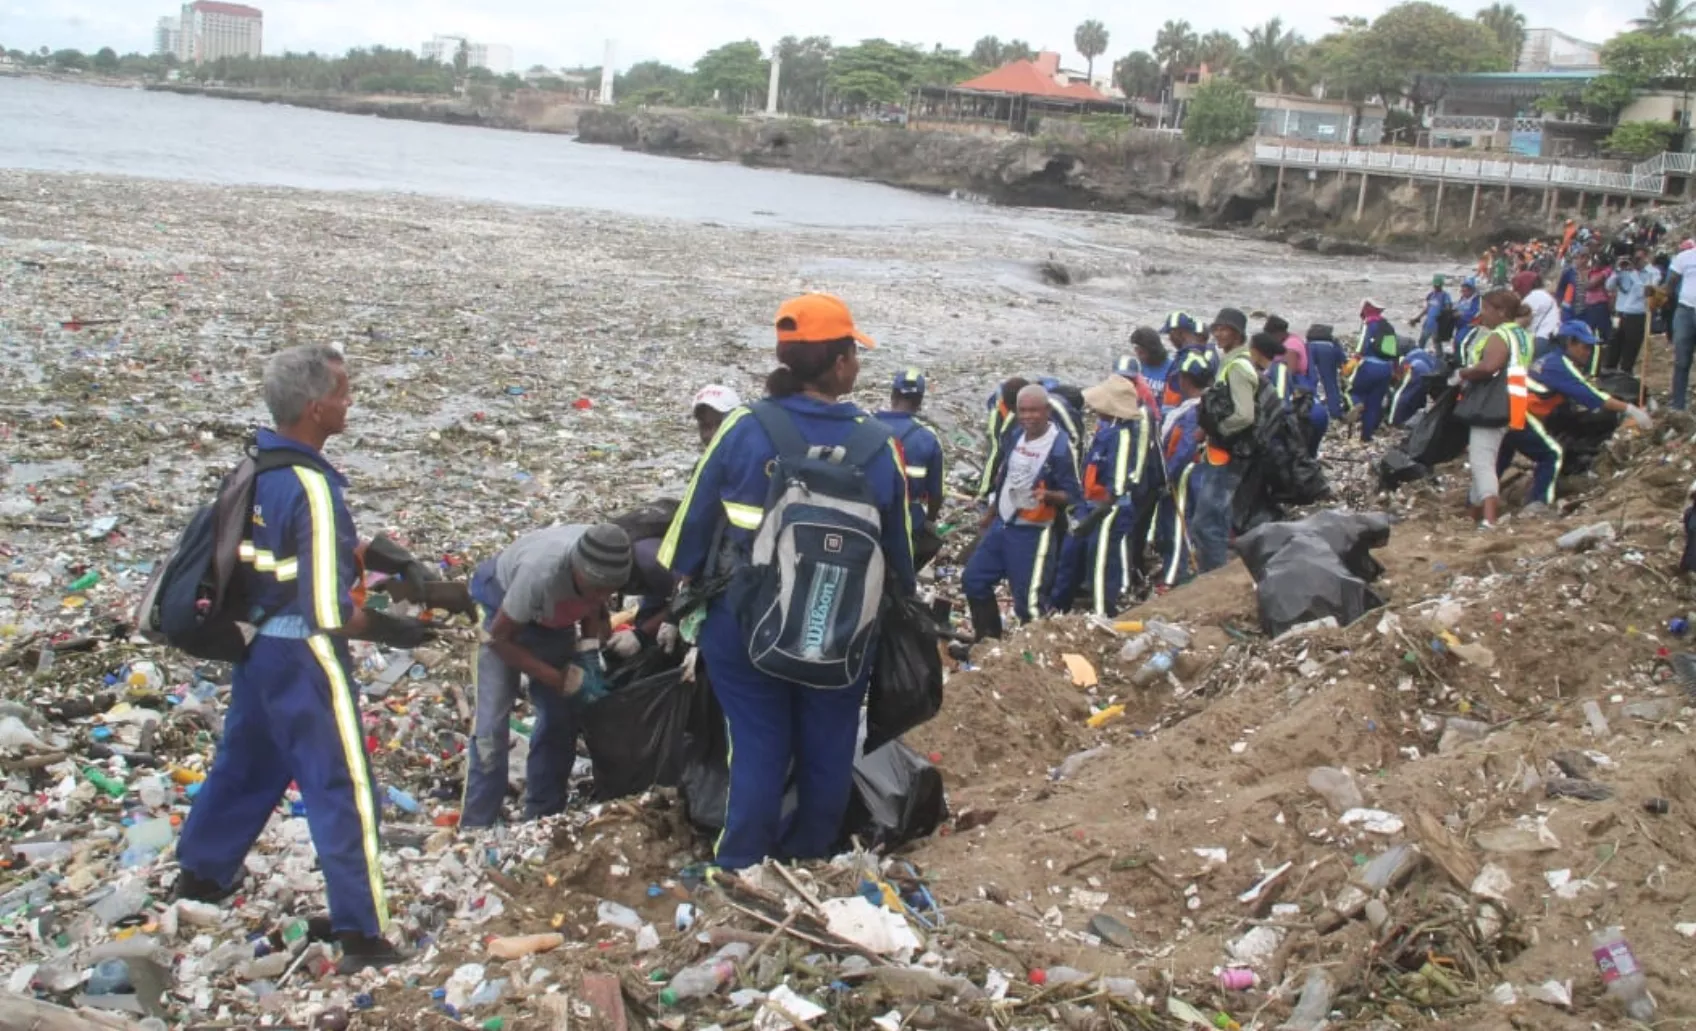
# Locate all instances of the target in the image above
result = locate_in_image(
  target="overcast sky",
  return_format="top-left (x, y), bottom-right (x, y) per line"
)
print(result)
top-left (2, 1), bottom-right (1638, 71)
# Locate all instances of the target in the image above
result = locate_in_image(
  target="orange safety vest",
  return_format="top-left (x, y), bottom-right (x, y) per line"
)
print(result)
top-left (1082, 465), bottom-right (1110, 502)
top-left (1015, 479), bottom-right (1059, 523)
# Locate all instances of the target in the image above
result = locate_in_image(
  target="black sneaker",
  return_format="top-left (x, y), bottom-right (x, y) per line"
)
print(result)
top-left (170, 870), bottom-right (241, 905)
top-left (335, 933), bottom-right (412, 975)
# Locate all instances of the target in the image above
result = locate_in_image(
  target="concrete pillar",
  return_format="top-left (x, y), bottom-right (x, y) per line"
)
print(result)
top-left (1434, 179), bottom-right (1444, 230)
top-left (1504, 182), bottom-right (1511, 205)
top-left (1469, 182), bottom-right (1481, 228)
top-left (766, 55), bottom-right (781, 115)
top-left (1577, 190), bottom-right (1586, 217)
top-left (1356, 172), bottom-right (1368, 221)
top-left (1274, 165), bottom-right (1285, 214)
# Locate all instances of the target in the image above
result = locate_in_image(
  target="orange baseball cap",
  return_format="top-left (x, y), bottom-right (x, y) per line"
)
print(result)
top-left (774, 293), bottom-right (877, 348)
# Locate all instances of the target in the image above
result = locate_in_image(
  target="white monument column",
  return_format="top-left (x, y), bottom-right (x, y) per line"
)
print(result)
top-left (766, 53), bottom-right (782, 115)
top-left (599, 40), bottom-right (615, 105)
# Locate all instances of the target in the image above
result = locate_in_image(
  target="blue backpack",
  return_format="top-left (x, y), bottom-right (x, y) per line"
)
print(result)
top-left (728, 401), bottom-right (891, 690)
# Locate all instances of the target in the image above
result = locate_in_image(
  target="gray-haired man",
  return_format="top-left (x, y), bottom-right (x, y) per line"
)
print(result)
top-left (175, 345), bottom-right (432, 974)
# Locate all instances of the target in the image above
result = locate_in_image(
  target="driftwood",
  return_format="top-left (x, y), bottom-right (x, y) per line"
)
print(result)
top-left (0, 994), bottom-right (141, 1031)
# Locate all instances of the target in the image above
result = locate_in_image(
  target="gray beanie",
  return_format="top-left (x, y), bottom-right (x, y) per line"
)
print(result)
top-left (572, 524), bottom-right (633, 589)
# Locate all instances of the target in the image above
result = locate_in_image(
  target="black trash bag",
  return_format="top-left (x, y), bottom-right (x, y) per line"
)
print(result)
top-left (1234, 511), bottom-right (1391, 637)
top-left (1375, 447), bottom-right (1430, 489)
top-left (1404, 386), bottom-right (1468, 468)
top-left (839, 740), bottom-right (949, 852)
top-left (678, 663), bottom-right (732, 831)
top-left (865, 594), bottom-right (945, 754)
top-left (581, 656), bottom-right (694, 801)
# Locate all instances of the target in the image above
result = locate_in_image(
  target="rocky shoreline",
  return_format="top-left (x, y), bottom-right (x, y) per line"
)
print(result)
top-left (143, 82), bottom-right (587, 134)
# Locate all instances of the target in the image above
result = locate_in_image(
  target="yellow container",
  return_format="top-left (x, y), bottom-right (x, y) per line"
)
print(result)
top-left (1087, 704), bottom-right (1126, 728)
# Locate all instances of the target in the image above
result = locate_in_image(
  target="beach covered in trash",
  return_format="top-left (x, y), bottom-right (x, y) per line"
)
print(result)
top-left (4, 169), bottom-right (1696, 1030)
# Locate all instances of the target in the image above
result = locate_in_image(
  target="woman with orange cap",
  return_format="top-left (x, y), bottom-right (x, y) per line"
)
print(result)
top-left (658, 294), bottom-right (916, 871)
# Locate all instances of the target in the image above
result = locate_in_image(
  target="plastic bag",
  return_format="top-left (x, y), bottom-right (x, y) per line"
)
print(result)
top-left (1234, 511), bottom-right (1391, 637)
top-left (864, 594), bottom-right (944, 754)
top-left (579, 659), bottom-right (694, 801)
top-left (839, 740), bottom-right (948, 851)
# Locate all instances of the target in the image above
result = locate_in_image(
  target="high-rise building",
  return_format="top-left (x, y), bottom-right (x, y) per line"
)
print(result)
top-left (421, 35), bottom-right (514, 75)
top-left (154, 16), bottom-right (182, 58)
top-left (177, 1), bottom-right (263, 64)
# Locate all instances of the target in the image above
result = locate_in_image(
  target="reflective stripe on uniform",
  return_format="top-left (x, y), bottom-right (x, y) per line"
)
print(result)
top-left (904, 465), bottom-right (929, 479)
top-left (1028, 525), bottom-right (1053, 617)
top-left (292, 467), bottom-right (344, 631)
top-left (1162, 466), bottom-right (1193, 586)
top-left (658, 407), bottom-right (751, 568)
top-left (238, 542), bottom-right (300, 581)
top-left (1091, 511), bottom-right (1114, 616)
top-left (306, 634), bottom-right (389, 932)
top-left (1525, 415), bottom-right (1563, 504)
top-left (722, 501), bottom-right (763, 530)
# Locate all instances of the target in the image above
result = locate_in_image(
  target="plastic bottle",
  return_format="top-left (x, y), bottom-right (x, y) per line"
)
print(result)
top-left (1086, 704), bottom-right (1125, 729)
top-left (69, 571), bottom-right (100, 591)
top-left (1042, 966), bottom-right (1095, 987)
top-left (170, 766), bottom-right (206, 786)
top-left (1306, 767), bottom-right (1364, 813)
top-left (91, 880), bottom-right (149, 925)
top-left (136, 775), bottom-right (169, 809)
top-left (1279, 968), bottom-right (1334, 1030)
top-left (386, 786), bottom-right (420, 814)
top-left (1591, 926), bottom-right (1656, 1019)
top-left (486, 933), bottom-right (565, 959)
top-left (596, 900), bottom-right (644, 932)
top-left (82, 767), bottom-right (128, 799)
top-left (1102, 976), bottom-right (1142, 1001)
top-left (1052, 745), bottom-right (1109, 780)
top-left (1357, 843), bottom-right (1418, 891)
top-left (125, 816), bottom-right (174, 853)
top-left (1131, 651), bottom-right (1174, 688)
top-left (664, 957), bottom-right (737, 1000)
top-left (1582, 699), bottom-right (1610, 736)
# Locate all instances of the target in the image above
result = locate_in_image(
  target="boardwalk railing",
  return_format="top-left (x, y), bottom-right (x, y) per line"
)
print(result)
top-left (1253, 142), bottom-right (1670, 197)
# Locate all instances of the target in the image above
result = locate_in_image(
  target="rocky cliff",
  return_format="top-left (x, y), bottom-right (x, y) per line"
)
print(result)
top-left (575, 107), bottom-right (1193, 214)
top-left (146, 84), bottom-right (588, 134)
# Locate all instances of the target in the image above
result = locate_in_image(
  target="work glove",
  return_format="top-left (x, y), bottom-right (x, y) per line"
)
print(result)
top-left (606, 628), bottom-right (643, 659)
top-left (656, 623), bottom-right (681, 653)
top-left (680, 607), bottom-right (706, 645)
top-left (559, 639), bottom-right (609, 705)
top-left (365, 534), bottom-right (436, 603)
top-left (362, 610), bottom-right (436, 649)
top-left (1447, 371), bottom-right (1463, 387)
top-left (1625, 405), bottom-right (1652, 430)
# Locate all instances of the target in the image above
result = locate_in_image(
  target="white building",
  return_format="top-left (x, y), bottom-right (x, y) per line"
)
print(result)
top-left (176, 1), bottom-right (262, 64)
top-left (420, 36), bottom-right (514, 75)
top-left (1518, 28), bottom-right (1602, 73)
top-left (154, 16), bottom-right (182, 58)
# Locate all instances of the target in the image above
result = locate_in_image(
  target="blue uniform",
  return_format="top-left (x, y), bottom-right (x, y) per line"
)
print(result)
top-left (1283, 357), bottom-right (1330, 456)
top-left (1420, 289), bottom-right (1453, 348)
top-left (1453, 293), bottom-right (1481, 358)
top-left (177, 429), bottom-right (386, 937)
top-left (659, 395), bottom-right (914, 871)
top-left (1390, 349), bottom-right (1441, 427)
top-left (963, 428), bottom-right (1082, 622)
top-left (1150, 398), bottom-right (1203, 588)
top-left (875, 410), bottom-right (944, 534)
top-left (1498, 351), bottom-right (1615, 506)
top-left (977, 398), bottom-right (1018, 501)
top-left (1051, 415), bottom-right (1153, 616)
top-left (1141, 358), bottom-right (1174, 402)
top-left (1350, 319), bottom-right (1399, 443)
top-left (1306, 337), bottom-right (1350, 419)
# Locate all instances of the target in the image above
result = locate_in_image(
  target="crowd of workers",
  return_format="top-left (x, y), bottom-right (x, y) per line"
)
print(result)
top-left (170, 216), bottom-right (1686, 970)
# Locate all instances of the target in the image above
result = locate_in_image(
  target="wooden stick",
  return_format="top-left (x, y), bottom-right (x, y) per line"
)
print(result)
top-left (745, 910), bottom-right (798, 968)
top-left (770, 862), bottom-right (827, 915)
top-left (719, 898), bottom-right (889, 966)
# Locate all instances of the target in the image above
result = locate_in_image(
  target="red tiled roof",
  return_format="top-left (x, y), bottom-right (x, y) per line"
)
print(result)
top-left (190, 1), bottom-right (263, 17)
top-left (956, 59), bottom-right (1106, 101)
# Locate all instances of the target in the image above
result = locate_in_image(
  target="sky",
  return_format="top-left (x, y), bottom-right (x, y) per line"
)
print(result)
top-left (1, 0), bottom-right (1640, 72)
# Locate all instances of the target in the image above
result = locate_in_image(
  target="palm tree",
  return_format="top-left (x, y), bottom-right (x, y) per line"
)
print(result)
top-left (1476, 3), bottom-right (1528, 64)
top-left (1235, 17), bottom-right (1306, 94)
top-left (1154, 20), bottom-right (1198, 72)
top-left (1114, 50), bottom-right (1162, 98)
top-left (1196, 30), bottom-right (1240, 73)
top-left (1074, 20), bottom-right (1110, 82)
top-left (1632, 0), bottom-right (1696, 35)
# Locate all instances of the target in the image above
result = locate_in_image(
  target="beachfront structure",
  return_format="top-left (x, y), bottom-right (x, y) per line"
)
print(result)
top-left (907, 51), bottom-right (1126, 134)
top-left (176, 1), bottom-right (262, 64)
top-left (420, 36), bottom-right (514, 75)
top-left (1255, 93), bottom-right (1387, 146)
top-left (153, 16), bottom-right (182, 59)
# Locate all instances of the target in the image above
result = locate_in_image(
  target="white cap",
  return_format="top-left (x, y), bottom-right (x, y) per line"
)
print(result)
top-left (692, 385), bottom-right (741, 414)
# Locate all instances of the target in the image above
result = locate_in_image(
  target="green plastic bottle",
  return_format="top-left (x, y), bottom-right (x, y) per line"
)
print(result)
top-left (82, 767), bottom-right (127, 798)
top-left (69, 571), bottom-right (100, 591)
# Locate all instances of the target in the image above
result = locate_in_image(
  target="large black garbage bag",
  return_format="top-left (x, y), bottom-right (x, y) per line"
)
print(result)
top-left (1233, 383), bottom-right (1328, 535)
top-left (1405, 386), bottom-right (1468, 467)
top-left (865, 594), bottom-right (945, 755)
top-left (581, 660), bottom-right (695, 801)
top-left (1375, 448), bottom-right (1429, 489)
top-left (839, 740), bottom-right (949, 852)
top-left (1234, 511), bottom-right (1391, 637)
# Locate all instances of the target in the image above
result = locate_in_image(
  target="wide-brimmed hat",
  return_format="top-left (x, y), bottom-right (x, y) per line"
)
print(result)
top-left (1081, 376), bottom-right (1143, 421)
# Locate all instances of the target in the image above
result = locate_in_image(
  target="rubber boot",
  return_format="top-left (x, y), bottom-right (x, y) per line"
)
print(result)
top-left (422, 580), bottom-right (475, 616)
top-left (171, 870), bottom-right (242, 905)
top-left (336, 933), bottom-right (412, 975)
top-left (967, 596), bottom-right (1003, 642)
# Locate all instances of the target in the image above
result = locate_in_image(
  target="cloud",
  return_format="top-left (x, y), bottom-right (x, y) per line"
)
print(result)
top-left (2, 0), bottom-right (1638, 70)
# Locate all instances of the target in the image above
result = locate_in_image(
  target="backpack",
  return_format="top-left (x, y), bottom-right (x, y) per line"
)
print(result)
top-left (1198, 356), bottom-right (1252, 452)
top-left (728, 401), bottom-right (892, 690)
top-left (135, 446), bottom-right (316, 661)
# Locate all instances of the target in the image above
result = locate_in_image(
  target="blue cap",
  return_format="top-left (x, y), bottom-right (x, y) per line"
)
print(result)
top-left (1557, 320), bottom-right (1599, 346)
top-left (1114, 355), bottom-right (1142, 378)
top-left (892, 367), bottom-right (927, 396)
top-left (1176, 350), bottom-right (1214, 384)
top-left (1462, 276), bottom-right (1477, 288)
top-left (1161, 311), bottom-right (1202, 337)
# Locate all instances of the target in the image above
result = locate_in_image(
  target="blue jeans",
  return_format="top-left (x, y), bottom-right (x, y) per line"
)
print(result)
top-left (1190, 460), bottom-right (1242, 573)
top-left (1674, 306), bottom-right (1696, 410)
top-left (459, 560), bottom-right (582, 829)
top-left (701, 601), bottom-right (868, 870)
